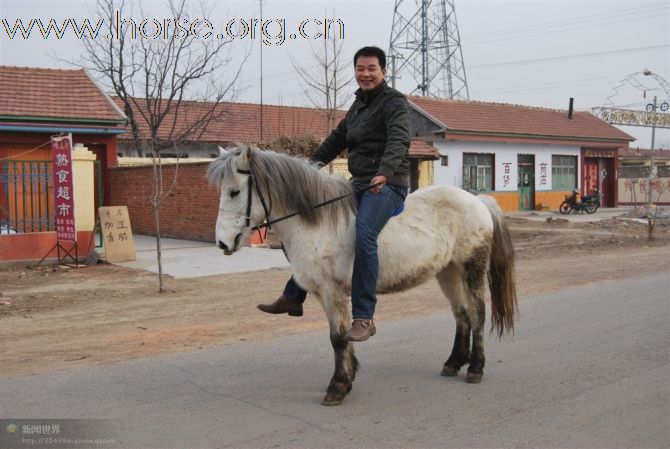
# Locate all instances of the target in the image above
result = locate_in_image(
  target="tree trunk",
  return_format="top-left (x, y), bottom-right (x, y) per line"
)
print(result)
top-left (153, 199), bottom-right (164, 292)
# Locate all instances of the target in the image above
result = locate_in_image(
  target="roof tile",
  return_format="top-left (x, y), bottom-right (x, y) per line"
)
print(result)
top-left (409, 96), bottom-right (635, 142)
top-left (0, 66), bottom-right (125, 122)
top-left (115, 98), bottom-right (345, 142)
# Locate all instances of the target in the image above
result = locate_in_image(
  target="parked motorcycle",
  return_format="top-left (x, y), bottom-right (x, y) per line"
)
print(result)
top-left (559, 189), bottom-right (600, 214)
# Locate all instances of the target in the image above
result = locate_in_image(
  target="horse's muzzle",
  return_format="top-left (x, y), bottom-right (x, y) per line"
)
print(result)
top-left (218, 240), bottom-right (234, 255)
top-left (218, 233), bottom-right (243, 255)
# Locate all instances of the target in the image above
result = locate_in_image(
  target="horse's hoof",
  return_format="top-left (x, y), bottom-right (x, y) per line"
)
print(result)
top-left (321, 395), bottom-right (343, 406)
top-left (465, 372), bottom-right (483, 384)
top-left (441, 365), bottom-right (459, 377)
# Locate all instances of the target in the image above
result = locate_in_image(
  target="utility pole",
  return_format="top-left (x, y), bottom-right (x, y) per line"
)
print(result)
top-left (259, 0), bottom-right (264, 140)
top-left (648, 96), bottom-right (657, 203)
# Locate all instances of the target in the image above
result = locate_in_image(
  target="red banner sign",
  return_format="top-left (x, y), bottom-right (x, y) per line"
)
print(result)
top-left (51, 135), bottom-right (76, 242)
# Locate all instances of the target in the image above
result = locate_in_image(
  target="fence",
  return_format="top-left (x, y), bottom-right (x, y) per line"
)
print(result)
top-left (0, 160), bottom-right (55, 234)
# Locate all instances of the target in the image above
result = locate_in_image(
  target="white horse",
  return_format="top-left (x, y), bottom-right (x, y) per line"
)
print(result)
top-left (208, 146), bottom-right (517, 406)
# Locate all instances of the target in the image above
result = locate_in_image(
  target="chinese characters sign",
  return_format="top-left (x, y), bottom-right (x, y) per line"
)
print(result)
top-left (502, 162), bottom-right (512, 188)
top-left (540, 163), bottom-right (548, 186)
top-left (98, 206), bottom-right (136, 262)
top-left (51, 135), bottom-right (76, 242)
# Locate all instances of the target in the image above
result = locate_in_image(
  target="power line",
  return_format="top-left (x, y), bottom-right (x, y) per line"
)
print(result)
top-left (463, 3), bottom-right (666, 41)
top-left (469, 45), bottom-right (669, 70)
top-left (465, 12), bottom-right (665, 47)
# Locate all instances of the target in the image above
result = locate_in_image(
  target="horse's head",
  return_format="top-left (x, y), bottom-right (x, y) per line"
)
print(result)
top-left (207, 146), bottom-right (266, 255)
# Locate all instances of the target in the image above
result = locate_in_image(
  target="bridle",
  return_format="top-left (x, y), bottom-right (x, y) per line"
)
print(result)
top-left (236, 168), bottom-right (271, 231)
top-left (235, 167), bottom-right (379, 232)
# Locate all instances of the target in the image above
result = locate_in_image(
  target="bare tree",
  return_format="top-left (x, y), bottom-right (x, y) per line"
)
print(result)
top-left (639, 179), bottom-right (668, 241)
top-left (74, 0), bottom-right (247, 291)
top-left (290, 35), bottom-right (353, 146)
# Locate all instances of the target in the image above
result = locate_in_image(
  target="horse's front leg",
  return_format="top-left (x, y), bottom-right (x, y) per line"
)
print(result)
top-left (318, 288), bottom-right (359, 406)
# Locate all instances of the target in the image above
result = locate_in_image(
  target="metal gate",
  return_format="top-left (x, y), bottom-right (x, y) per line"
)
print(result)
top-left (0, 159), bottom-right (104, 243)
top-left (0, 160), bottom-right (54, 234)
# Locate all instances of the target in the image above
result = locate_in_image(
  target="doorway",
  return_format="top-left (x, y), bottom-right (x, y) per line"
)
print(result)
top-left (584, 157), bottom-right (615, 207)
top-left (518, 154), bottom-right (535, 210)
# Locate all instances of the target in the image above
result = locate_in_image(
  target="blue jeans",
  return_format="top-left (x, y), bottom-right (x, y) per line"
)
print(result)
top-left (283, 276), bottom-right (308, 302)
top-left (281, 243), bottom-right (308, 303)
top-left (351, 182), bottom-right (407, 319)
top-left (282, 183), bottom-right (407, 319)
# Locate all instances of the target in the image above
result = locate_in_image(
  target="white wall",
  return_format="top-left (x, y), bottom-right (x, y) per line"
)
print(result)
top-left (433, 140), bottom-right (581, 191)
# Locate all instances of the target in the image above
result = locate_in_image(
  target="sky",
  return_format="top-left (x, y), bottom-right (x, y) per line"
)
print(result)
top-left (0, 0), bottom-right (668, 149)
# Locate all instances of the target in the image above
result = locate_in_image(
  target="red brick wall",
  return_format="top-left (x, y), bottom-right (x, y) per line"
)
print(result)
top-left (109, 163), bottom-right (219, 242)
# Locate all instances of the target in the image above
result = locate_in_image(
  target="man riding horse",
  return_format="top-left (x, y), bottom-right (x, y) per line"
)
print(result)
top-left (257, 46), bottom-right (411, 342)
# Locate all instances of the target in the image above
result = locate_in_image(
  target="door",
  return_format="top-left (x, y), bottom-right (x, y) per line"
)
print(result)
top-left (518, 155), bottom-right (535, 210)
top-left (584, 157), bottom-right (615, 207)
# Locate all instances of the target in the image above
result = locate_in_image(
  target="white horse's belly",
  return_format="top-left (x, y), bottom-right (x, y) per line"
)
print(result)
top-left (377, 186), bottom-right (493, 292)
top-left (286, 185), bottom-right (494, 295)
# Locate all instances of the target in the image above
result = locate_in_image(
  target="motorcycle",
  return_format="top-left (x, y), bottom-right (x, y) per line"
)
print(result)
top-left (559, 189), bottom-right (600, 214)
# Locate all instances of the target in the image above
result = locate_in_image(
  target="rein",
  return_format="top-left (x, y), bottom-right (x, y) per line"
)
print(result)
top-left (236, 168), bottom-right (378, 232)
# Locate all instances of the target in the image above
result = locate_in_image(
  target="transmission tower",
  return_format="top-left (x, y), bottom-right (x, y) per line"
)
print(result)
top-left (388, 0), bottom-right (469, 99)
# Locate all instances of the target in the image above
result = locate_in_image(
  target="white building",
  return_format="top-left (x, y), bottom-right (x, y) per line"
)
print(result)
top-left (407, 97), bottom-right (635, 211)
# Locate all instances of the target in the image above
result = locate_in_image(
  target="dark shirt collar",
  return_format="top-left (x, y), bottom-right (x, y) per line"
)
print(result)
top-left (355, 81), bottom-right (387, 103)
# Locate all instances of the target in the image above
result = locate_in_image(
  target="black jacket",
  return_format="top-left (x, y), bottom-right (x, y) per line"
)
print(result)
top-left (311, 81), bottom-right (411, 187)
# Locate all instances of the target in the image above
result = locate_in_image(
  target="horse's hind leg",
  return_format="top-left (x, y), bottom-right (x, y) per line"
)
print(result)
top-left (463, 246), bottom-right (490, 384)
top-left (317, 288), bottom-right (359, 406)
top-left (436, 264), bottom-right (472, 377)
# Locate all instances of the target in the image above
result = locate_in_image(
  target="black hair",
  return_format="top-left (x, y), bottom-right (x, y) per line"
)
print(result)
top-left (353, 46), bottom-right (386, 70)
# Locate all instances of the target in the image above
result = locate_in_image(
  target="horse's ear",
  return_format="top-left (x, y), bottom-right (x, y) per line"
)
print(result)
top-left (218, 146), bottom-right (228, 156)
top-left (237, 145), bottom-right (254, 169)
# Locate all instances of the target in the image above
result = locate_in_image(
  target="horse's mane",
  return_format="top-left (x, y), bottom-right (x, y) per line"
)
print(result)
top-left (207, 148), bottom-right (356, 228)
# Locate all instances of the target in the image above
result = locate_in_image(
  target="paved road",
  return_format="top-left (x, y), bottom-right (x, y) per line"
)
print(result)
top-left (1, 273), bottom-right (668, 449)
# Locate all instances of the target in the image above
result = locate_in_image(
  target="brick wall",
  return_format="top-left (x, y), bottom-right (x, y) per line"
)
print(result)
top-left (109, 162), bottom-right (219, 242)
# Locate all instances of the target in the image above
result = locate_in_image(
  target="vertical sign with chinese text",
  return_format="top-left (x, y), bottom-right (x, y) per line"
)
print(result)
top-left (98, 206), bottom-right (136, 262)
top-left (51, 135), bottom-right (76, 242)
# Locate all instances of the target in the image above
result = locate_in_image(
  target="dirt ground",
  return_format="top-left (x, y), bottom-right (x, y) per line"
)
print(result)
top-left (1, 216), bottom-right (669, 379)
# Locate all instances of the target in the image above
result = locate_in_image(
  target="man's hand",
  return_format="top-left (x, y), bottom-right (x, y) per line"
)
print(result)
top-left (370, 175), bottom-right (388, 194)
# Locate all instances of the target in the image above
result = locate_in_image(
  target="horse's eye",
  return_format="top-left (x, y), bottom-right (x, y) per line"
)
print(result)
top-left (230, 190), bottom-right (240, 198)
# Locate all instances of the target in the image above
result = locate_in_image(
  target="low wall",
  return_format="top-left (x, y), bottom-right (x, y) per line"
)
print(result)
top-left (486, 192), bottom-right (518, 212)
top-left (109, 163), bottom-right (219, 242)
top-left (619, 178), bottom-right (670, 205)
top-left (486, 190), bottom-right (571, 212)
top-left (536, 191), bottom-right (572, 210)
top-left (0, 231), bottom-right (94, 263)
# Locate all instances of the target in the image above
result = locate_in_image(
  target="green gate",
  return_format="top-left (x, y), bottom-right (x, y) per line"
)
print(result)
top-left (518, 155), bottom-right (535, 210)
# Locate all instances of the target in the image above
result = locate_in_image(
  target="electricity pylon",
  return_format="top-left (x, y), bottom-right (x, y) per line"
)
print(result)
top-left (388, 0), bottom-right (469, 99)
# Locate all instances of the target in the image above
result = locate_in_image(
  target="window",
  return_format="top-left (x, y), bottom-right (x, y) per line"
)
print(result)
top-left (658, 165), bottom-right (670, 178)
top-left (463, 153), bottom-right (493, 191)
top-left (552, 155), bottom-right (577, 190)
top-left (619, 164), bottom-right (648, 178)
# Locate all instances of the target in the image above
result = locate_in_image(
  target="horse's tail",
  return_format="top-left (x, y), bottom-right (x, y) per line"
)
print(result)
top-left (479, 195), bottom-right (518, 338)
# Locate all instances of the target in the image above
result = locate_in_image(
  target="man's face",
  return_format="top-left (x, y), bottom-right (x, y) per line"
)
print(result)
top-left (355, 55), bottom-right (386, 91)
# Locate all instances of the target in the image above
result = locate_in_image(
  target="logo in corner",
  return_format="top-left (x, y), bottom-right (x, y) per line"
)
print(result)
top-left (6, 424), bottom-right (18, 434)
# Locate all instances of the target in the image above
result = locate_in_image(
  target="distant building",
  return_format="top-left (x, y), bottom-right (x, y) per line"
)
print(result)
top-left (407, 97), bottom-right (635, 210)
top-left (0, 66), bottom-right (126, 261)
top-left (618, 147), bottom-right (670, 205)
top-left (114, 98), bottom-right (439, 189)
